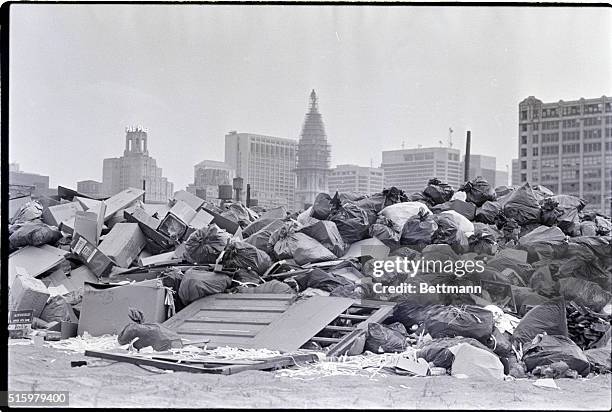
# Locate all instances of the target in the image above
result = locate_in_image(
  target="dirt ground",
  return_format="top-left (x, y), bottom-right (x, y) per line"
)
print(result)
top-left (8, 342), bottom-right (612, 409)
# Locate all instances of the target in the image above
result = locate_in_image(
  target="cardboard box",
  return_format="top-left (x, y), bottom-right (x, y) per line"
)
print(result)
top-left (172, 190), bottom-right (205, 211)
top-left (8, 246), bottom-right (66, 286)
top-left (98, 223), bottom-right (147, 268)
top-left (139, 251), bottom-right (178, 266)
top-left (123, 208), bottom-right (174, 251)
top-left (42, 202), bottom-right (84, 227)
top-left (42, 265), bottom-right (99, 293)
top-left (77, 279), bottom-right (168, 336)
top-left (74, 211), bottom-right (99, 244)
top-left (9, 274), bottom-right (50, 318)
top-left (188, 209), bottom-right (214, 230)
top-left (103, 188), bottom-right (145, 221)
top-left (168, 200), bottom-right (197, 224)
top-left (74, 196), bottom-right (103, 214)
top-left (8, 196), bottom-right (32, 221)
top-left (71, 233), bottom-right (115, 277)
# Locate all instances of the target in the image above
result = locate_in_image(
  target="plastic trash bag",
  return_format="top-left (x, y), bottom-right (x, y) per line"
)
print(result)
top-left (296, 206), bottom-right (320, 227)
top-left (460, 176), bottom-right (496, 207)
top-left (468, 229), bottom-right (498, 255)
top-left (291, 268), bottom-right (353, 293)
top-left (558, 278), bottom-right (612, 313)
top-left (222, 240), bottom-right (272, 275)
top-left (424, 306), bottom-right (494, 343)
top-left (580, 221), bottom-right (598, 237)
top-left (380, 202), bottom-right (432, 232)
top-left (381, 186), bottom-right (409, 207)
top-left (118, 308), bottom-right (182, 351)
top-left (242, 217), bottom-right (283, 238)
top-left (503, 182), bottom-right (541, 225)
top-left (312, 193), bottom-right (333, 220)
top-left (439, 210), bottom-right (474, 235)
top-left (183, 224), bottom-right (232, 264)
top-left (423, 178), bottom-right (454, 205)
top-left (365, 322), bottom-right (407, 353)
top-left (10, 200), bottom-right (43, 224)
top-left (245, 219), bottom-right (286, 254)
top-left (451, 342), bottom-right (504, 380)
top-left (417, 337), bottom-right (493, 369)
top-left (8, 222), bottom-right (62, 250)
top-left (539, 198), bottom-right (563, 226)
top-left (329, 201), bottom-right (371, 244)
top-left (299, 220), bottom-right (347, 257)
top-left (268, 223), bottom-right (336, 265)
top-left (238, 280), bottom-right (295, 295)
top-left (356, 193), bottom-right (387, 225)
top-left (475, 201), bottom-right (503, 224)
top-left (400, 210), bottom-right (437, 250)
top-left (369, 216), bottom-right (401, 250)
top-left (522, 334), bottom-right (590, 377)
top-left (178, 269), bottom-right (232, 305)
top-left (431, 213), bottom-right (470, 254)
top-left (512, 298), bottom-right (568, 346)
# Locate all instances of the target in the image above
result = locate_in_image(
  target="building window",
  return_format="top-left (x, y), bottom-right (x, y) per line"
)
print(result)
top-left (533, 147), bottom-right (539, 156)
top-left (541, 146), bottom-right (559, 155)
top-left (532, 135), bottom-right (539, 144)
top-left (532, 159), bottom-right (538, 169)
top-left (562, 144), bottom-right (580, 154)
top-left (521, 173), bottom-right (527, 182)
top-left (521, 148), bottom-right (527, 157)
top-left (521, 124), bottom-right (528, 132)
top-left (521, 161), bottom-right (527, 169)
top-left (521, 110), bottom-right (528, 120)
top-left (532, 123), bottom-right (539, 131)
top-left (521, 136), bottom-right (528, 145)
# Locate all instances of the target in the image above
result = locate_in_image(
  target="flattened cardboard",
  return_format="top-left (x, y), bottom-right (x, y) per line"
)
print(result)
top-left (8, 246), bottom-right (66, 286)
top-left (103, 188), bottom-right (145, 221)
top-left (77, 279), bottom-right (167, 336)
top-left (97, 223), bottom-right (147, 268)
top-left (74, 211), bottom-right (99, 244)
top-left (42, 265), bottom-right (98, 293)
top-left (172, 190), bottom-right (205, 211)
top-left (139, 251), bottom-right (178, 266)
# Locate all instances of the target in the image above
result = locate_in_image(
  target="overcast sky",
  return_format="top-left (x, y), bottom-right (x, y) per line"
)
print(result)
top-left (9, 4), bottom-right (612, 190)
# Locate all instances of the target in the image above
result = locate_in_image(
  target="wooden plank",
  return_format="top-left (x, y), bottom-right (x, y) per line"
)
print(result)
top-left (250, 296), bottom-right (353, 352)
top-left (310, 336), bottom-right (342, 343)
top-left (84, 350), bottom-right (225, 374)
top-left (324, 325), bottom-right (355, 332)
top-left (338, 314), bottom-right (369, 320)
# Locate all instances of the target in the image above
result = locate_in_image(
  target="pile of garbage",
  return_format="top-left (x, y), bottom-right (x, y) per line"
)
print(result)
top-left (7, 178), bottom-right (611, 380)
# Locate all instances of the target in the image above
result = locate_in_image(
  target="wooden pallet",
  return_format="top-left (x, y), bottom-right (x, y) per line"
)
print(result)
top-left (301, 300), bottom-right (395, 357)
top-left (84, 350), bottom-right (318, 375)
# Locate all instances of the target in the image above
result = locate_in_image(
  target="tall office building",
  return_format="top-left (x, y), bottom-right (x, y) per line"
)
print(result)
top-left (518, 96), bottom-right (611, 214)
top-left (461, 154), bottom-right (508, 187)
top-left (190, 160), bottom-right (235, 200)
top-left (224, 131), bottom-right (297, 209)
top-left (511, 158), bottom-right (520, 186)
top-left (102, 127), bottom-right (174, 203)
top-left (295, 90), bottom-right (331, 210)
top-left (381, 147), bottom-right (462, 194)
top-left (328, 164), bottom-right (384, 195)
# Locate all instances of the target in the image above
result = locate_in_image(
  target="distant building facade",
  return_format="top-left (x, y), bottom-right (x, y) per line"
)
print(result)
top-left (9, 166), bottom-right (51, 197)
top-left (102, 127), bottom-right (174, 203)
top-left (518, 95), bottom-right (611, 214)
top-left (381, 147), bottom-right (462, 194)
top-left (77, 180), bottom-right (103, 197)
top-left (295, 90), bottom-right (331, 210)
top-left (224, 131), bottom-right (297, 209)
top-left (328, 164), bottom-right (384, 195)
top-left (190, 160), bottom-right (235, 200)
top-left (511, 158), bottom-right (520, 186)
top-left (461, 154), bottom-right (508, 187)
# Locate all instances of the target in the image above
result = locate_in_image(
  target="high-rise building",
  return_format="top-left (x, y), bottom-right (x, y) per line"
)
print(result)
top-left (328, 164), bottom-right (384, 195)
top-left (461, 154), bottom-right (508, 187)
top-left (511, 158), bottom-right (520, 186)
top-left (190, 160), bottom-right (235, 200)
top-left (518, 95), bottom-right (611, 214)
top-left (77, 180), bottom-right (103, 197)
top-left (224, 131), bottom-right (297, 209)
top-left (102, 127), bottom-right (174, 203)
top-left (295, 90), bottom-right (331, 210)
top-left (381, 147), bottom-right (462, 194)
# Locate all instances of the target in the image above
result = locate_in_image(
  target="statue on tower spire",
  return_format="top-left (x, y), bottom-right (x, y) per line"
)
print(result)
top-left (309, 89), bottom-right (318, 112)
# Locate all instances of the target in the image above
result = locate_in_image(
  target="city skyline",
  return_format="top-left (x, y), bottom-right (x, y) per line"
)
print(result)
top-left (9, 5), bottom-right (612, 191)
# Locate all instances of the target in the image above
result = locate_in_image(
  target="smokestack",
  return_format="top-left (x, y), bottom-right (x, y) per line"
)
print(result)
top-left (464, 130), bottom-right (471, 182)
top-left (246, 184), bottom-right (251, 207)
top-left (142, 179), bottom-right (146, 203)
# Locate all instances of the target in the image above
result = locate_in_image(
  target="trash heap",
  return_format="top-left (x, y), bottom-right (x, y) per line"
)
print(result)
top-left (7, 178), bottom-right (612, 379)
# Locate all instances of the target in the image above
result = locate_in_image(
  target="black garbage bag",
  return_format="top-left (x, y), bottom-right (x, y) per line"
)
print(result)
top-left (522, 334), bottom-right (590, 377)
top-left (220, 203), bottom-right (252, 227)
top-left (400, 210), bottom-right (438, 250)
top-left (431, 213), bottom-right (469, 254)
top-left (388, 302), bottom-right (445, 330)
top-left (40, 295), bottom-right (75, 323)
top-left (468, 229), bottom-right (498, 255)
top-left (312, 193), bottom-right (333, 220)
top-left (299, 220), bottom-right (347, 257)
top-left (594, 216), bottom-right (611, 235)
top-left (539, 198), bottom-right (563, 226)
top-left (222, 240), bottom-right (272, 275)
top-left (329, 201), bottom-right (371, 244)
top-left (557, 257), bottom-right (610, 290)
top-left (369, 216), bottom-right (401, 250)
top-left (232, 268), bottom-right (262, 287)
top-left (569, 236), bottom-right (612, 264)
top-left (268, 223), bottom-right (336, 265)
top-left (245, 219), bottom-right (286, 254)
top-left (356, 193), bottom-right (387, 225)
top-left (460, 176), bottom-right (496, 207)
top-left (160, 267), bottom-right (185, 312)
top-left (291, 268), bottom-right (353, 293)
top-left (9, 222), bottom-right (62, 250)
top-left (417, 337), bottom-right (493, 369)
top-left (486, 255), bottom-right (534, 285)
top-left (382, 186), bottom-right (409, 207)
top-left (510, 286), bottom-right (550, 316)
top-left (432, 199), bottom-right (476, 221)
top-left (584, 345), bottom-right (612, 373)
top-left (512, 298), bottom-right (568, 346)
top-left (503, 182), bottom-right (541, 225)
top-left (331, 191), bottom-right (368, 206)
top-left (580, 221), bottom-right (598, 236)
top-left (365, 322), bottom-right (407, 353)
top-left (487, 327), bottom-right (513, 358)
top-left (183, 224), bottom-right (232, 264)
top-left (529, 265), bottom-right (558, 297)
top-left (408, 191), bottom-right (435, 208)
top-left (558, 278), bottom-right (612, 313)
top-left (423, 178), bottom-right (454, 205)
top-left (389, 246), bottom-right (422, 260)
top-left (118, 308), bottom-right (182, 351)
top-left (238, 280), bottom-right (295, 295)
top-left (178, 268), bottom-right (232, 305)
top-left (423, 306), bottom-right (494, 343)
top-left (475, 201), bottom-right (503, 224)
